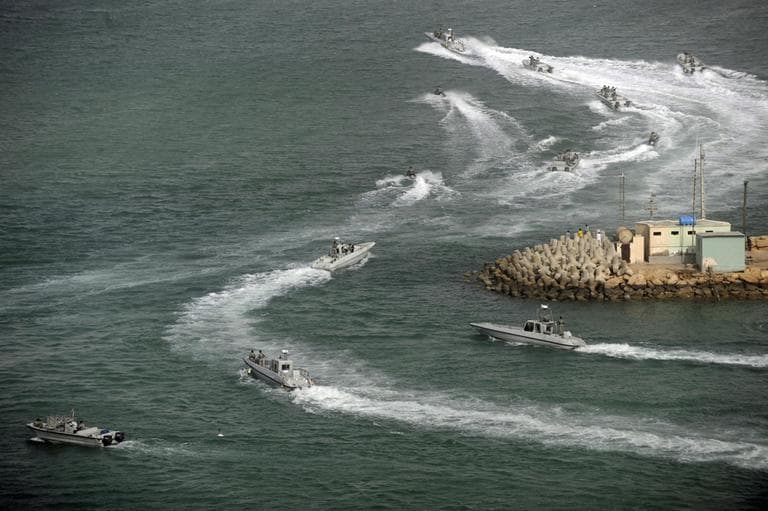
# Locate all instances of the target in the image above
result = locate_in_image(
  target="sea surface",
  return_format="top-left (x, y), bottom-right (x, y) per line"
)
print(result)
top-left (2, 0), bottom-right (768, 509)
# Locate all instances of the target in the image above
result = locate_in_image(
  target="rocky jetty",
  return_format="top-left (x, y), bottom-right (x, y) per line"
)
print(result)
top-left (476, 232), bottom-right (768, 301)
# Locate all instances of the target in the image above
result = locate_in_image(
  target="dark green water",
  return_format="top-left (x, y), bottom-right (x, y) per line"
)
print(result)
top-left (2, 0), bottom-right (768, 509)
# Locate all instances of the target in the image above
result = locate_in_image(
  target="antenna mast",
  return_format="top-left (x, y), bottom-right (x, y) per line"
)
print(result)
top-left (742, 180), bottom-right (749, 245)
top-left (698, 144), bottom-right (706, 219)
top-left (619, 172), bottom-right (625, 225)
top-left (692, 160), bottom-right (697, 220)
top-left (645, 192), bottom-right (657, 219)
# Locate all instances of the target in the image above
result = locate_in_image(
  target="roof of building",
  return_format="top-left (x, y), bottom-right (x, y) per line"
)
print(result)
top-left (697, 231), bottom-right (744, 238)
top-left (635, 218), bottom-right (730, 229)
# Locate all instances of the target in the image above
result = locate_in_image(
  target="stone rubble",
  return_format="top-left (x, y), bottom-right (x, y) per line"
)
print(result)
top-left (475, 232), bottom-right (768, 301)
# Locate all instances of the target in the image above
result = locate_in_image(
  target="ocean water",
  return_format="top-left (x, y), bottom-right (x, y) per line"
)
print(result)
top-left (2, 0), bottom-right (768, 509)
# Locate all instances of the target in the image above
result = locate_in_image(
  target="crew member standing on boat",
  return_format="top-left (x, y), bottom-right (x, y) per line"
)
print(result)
top-left (330, 237), bottom-right (340, 257)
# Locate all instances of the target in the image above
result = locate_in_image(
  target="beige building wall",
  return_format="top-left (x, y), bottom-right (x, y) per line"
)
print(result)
top-left (635, 219), bottom-right (730, 261)
top-left (614, 234), bottom-right (645, 264)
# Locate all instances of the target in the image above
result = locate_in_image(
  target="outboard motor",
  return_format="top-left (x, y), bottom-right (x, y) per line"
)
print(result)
top-left (101, 435), bottom-right (113, 446)
top-left (114, 431), bottom-right (126, 443)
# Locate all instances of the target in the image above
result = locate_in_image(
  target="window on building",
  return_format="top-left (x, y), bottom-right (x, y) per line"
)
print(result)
top-left (653, 231), bottom-right (662, 236)
top-left (671, 231), bottom-right (679, 235)
top-left (687, 231), bottom-right (694, 235)
top-left (705, 230), bottom-right (713, 233)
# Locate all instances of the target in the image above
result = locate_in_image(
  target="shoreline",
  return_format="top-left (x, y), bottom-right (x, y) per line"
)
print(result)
top-left (474, 234), bottom-right (768, 301)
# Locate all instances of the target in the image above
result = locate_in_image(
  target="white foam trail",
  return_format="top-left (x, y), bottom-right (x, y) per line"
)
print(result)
top-left (292, 385), bottom-right (768, 470)
top-left (375, 174), bottom-right (410, 188)
top-left (361, 170), bottom-right (458, 208)
top-left (580, 143), bottom-right (659, 173)
top-left (424, 91), bottom-right (531, 176)
top-left (531, 135), bottom-right (559, 151)
top-left (578, 343), bottom-right (768, 368)
top-left (164, 266), bottom-right (330, 359)
top-left (424, 39), bottom-right (768, 203)
top-left (114, 439), bottom-right (202, 458)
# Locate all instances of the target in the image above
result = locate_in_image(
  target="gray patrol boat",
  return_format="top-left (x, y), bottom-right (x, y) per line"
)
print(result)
top-left (244, 349), bottom-right (313, 390)
top-left (549, 150), bottom-right (580, 172)
top-left (596, 85), bottom-right (631, 111)
top-left (677, 52), bottom-right (705, 74)
top-left (522, 55), bottom-right (553, 73)
top-left (471, 304), bottom-right (586, 350)
top-left (424, 27), bottom-right (466, 54)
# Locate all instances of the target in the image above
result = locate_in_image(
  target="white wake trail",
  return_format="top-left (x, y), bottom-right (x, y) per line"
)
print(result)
top-left (164, 266), bottom-right (331, 359)
top-left (292, 384), bottom-right (768, 471)
top-left (578, 343), bottom-right (768, 368)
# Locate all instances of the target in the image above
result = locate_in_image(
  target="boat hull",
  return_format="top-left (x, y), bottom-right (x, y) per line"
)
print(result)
top-left (470, 322), bottom-right (586, 350)
top-left (243, 357), bottom-right (312, 390)
top-left (311, 242), bottom-right (375, 271)
top-left (549, 156), bottom-right (580, 172)
top-left (596, 92), bottom-right (631, 111)
top-left (27, 424), bottom-right (122, 447)
top-left (424, 32), bottom-right (465, 54)
top-left (677, 53), bottom-right (705, 73)
top-left (522, 60), bottom-right (553, 73)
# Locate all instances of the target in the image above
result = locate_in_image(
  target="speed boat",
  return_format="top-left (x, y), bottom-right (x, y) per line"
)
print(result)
top-left (405, 167), bottom-right (417, 178)
top-left (470, 304), bottom-right (586, 350)
top-left (677, 52), bottom-right (705, 74)
top-left (522, 55), bottom-right (553, 73)
top-left (648, 131), bottom-right (660, 146)
top-left (244, 349), bottom-right (313, 390)
top-left (424, 27), bottom-right (466, 54)
top-left (595, 85), bottom-right (631, 111)
top-left (311, 238), bottom-right (375, 272)
top-left (549, 150), bottom-right (580, 172)
top-left (433, 86), bottom-right (446, 97)
top-left (27, 411), bottom-right (125, 447)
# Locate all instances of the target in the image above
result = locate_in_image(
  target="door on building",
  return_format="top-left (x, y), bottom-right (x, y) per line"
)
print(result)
top-left (621, 243), bottom-right (631, 262)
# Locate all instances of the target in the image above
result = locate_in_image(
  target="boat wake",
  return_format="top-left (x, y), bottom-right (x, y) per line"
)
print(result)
top-left (423, 90), bottom-right (531, 176)
top-left (577, 343), bottom-right (768, 368)
top-left (419, 38), bottom-right (768, 207)
top-left (292, 384), bottom-right (768, 471)
top-left (360, 170), bottom-right (457, 208)
top-left (164, 266), bottom-right (331, 360)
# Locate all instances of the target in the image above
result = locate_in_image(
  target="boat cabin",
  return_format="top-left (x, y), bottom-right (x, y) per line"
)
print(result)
top-left (523, 320), bottom-right (563, 336)
top-left (524, 305), bottom-right (566, 336)
top-left (271, 350), bottom-right (293, 373)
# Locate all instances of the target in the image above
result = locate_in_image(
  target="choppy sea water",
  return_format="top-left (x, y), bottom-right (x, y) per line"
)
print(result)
top-left (1, 0), bottom-right (768, 509)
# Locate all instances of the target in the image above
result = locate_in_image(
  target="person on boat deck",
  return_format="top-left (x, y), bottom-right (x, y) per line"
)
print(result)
top-left (249, 349), bottom-right (256, 361)
top-left (330, 238), bottom-right (339, 256)
top-left (257, 350), bottom-right (266, 362)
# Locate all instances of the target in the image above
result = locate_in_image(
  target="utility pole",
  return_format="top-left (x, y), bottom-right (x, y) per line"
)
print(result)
top-left (742, 180), bottom-right (749, 247)
top-left (699, 144), bottom-right (706, 219)
top-left (619, 172), bottom-right (625, 225)
top-left (692, 160), bottom-right (697, 220)
top-left (645, 192), bottom-right (657, 219)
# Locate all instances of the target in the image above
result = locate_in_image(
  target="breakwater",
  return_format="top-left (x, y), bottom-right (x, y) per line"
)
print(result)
top-left (476, 233), bottom-right (768, 301)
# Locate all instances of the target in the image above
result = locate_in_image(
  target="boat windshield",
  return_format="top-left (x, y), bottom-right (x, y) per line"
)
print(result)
top-left (524, 321), bottom-right (534, 332)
